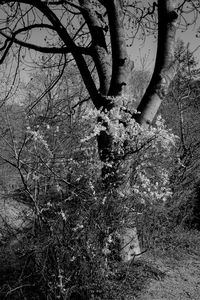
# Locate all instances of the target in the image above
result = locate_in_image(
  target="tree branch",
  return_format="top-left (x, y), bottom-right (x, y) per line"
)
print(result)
top-left (0, 40), bottom-right (13, 64)
top-left (0, 0), bottom-right (102, 108)
top-left (0, 30), bottom-right (91, 55)
top-left (79, 0), bottom-right (111, 95)
top-left (105, 0), bottom-right (130, 97)
top-left (27, 54), bottom-right (67, 114)
top-left (136, 0), bottom-right (179, 126)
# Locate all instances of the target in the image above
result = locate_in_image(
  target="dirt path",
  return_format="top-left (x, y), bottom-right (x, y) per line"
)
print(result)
top-left (137, 254), bottom-right (200, 300)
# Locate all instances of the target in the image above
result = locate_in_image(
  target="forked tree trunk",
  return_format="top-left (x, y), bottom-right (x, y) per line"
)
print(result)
top-left (78, 0), bottom-right (178, 262)
top-left (94, 0), bottom-right (141, 261)
top-left (0, 0), bottom-right (179, 264)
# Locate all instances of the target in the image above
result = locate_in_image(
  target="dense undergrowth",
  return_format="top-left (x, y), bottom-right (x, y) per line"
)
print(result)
top-left (0, 110), bottom-right (199, 299)
top-left (1, 188), bottom-right (200, 300)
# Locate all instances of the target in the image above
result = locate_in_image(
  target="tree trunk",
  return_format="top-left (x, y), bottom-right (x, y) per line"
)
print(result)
top-left (95, 0), bottom-right (141, 262)
top-left (136, 0), bottom-right (178, 126)
top-left (98, 0), bottom-right (178, 262)
top-left (74, 0), bottom-right (178, 263)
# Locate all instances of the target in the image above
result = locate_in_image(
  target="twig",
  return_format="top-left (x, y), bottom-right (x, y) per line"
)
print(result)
top-left (6, 284), bottom-right (34, 296)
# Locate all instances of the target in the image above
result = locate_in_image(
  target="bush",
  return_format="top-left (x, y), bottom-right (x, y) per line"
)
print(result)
top-left (0, 103), bottom-right (178, 299)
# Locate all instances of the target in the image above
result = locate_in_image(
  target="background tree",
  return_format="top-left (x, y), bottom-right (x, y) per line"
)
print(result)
top-left (160, 40), bottom-right (200, 229)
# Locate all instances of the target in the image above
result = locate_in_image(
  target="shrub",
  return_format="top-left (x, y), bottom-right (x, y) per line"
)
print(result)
top-left (0, 101), bottom-right (178, 299)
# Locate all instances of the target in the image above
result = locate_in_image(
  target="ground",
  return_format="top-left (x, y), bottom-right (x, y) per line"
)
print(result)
top-left (136, 252), bottom-right (200, 300)
top-left (1, 227), bottom-right (200, 299)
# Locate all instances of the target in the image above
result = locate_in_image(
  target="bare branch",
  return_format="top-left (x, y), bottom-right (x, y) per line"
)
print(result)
top-left (0, 0), bottom-right (102, 107)
top-left (106, 0), bottom-right (129, 97)
top-left (0, 40), bottom-right (13, 64)
top-left (79, 0), bottom-right (111, 95)
top-left (136, 0), bottom-right (179, 126)
top-left (0, 30), bottom-right (91, 54)
top-left (27, 54), bottom-right (67, 114)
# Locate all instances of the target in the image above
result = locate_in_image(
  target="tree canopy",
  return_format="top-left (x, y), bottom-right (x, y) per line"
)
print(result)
top-left (0, 0), bottom-right (198, 123)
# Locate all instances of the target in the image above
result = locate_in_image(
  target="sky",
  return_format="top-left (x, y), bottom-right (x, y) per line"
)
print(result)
top-left (25, 14), bottom-right (200, 80)
top-left (21, 23), bottom-right (200, 83)
top-left (130, 18), bottom-right (200, 71)
top-left (2, 1), bottom-right (200, 84)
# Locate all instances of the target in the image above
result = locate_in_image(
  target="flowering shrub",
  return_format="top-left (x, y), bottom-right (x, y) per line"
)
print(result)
top-left (81, 98), bottom-right (177, 204)
top-left (3, 96), bottom-right (178, 299)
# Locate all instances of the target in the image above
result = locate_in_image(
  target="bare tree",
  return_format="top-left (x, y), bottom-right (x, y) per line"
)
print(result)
top-left (0, 0), bottom-right (198, 263)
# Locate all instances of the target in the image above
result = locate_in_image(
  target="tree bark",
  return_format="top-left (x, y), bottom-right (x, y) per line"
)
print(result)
top-left (95, 0), bottom-right (141, 262)
top-left (79, 0), bottom-right (111, 95)
top-left (96, 0), bottom-right (130, 187)
top-left (106, 0), bottom-right (130, 96)
top-left (136, 0), bottom-right (178, 126)
top-left (96, 0), bottom-right (179, 262)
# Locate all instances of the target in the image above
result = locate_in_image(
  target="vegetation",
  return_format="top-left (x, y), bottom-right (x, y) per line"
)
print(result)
top-left (0, 1), bottom-right (199, 299)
